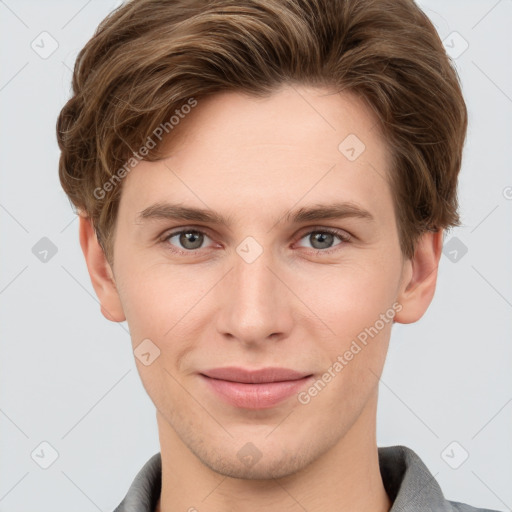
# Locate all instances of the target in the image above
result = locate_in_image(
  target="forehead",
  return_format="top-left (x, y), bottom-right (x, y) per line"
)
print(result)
top-left (164, 85), bottom-right (387, 164)
top-left (118, 85), bottom-right (393, 227)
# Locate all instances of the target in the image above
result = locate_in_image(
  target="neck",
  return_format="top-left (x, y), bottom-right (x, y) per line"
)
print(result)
top-left (155, 393), bottom-right (391, 512)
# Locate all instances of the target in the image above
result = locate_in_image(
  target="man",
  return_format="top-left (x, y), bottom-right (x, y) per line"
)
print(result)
top-left (56, 0), bottom-right (499, 510)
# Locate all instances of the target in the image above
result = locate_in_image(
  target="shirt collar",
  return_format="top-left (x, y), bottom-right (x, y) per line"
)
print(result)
top-left (114, 445), bottom-right (455, 512)
top-left (378, 445), bottom-right (452, 511)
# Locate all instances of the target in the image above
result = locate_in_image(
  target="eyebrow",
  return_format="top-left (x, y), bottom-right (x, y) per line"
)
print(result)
top-left (136, 201), bottom-right (374, 227)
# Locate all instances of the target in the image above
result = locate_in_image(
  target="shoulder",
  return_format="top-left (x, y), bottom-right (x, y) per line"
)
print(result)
top-left (448, 500), bottom-right (502, 512)
top-left (378, 445), bottom-right (502, 512)
top-left (113, 453), bottom-right (162, 512)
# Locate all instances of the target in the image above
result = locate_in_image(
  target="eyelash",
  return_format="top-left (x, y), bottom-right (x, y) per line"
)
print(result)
top-left (159, 227), bottom-right (352, 257)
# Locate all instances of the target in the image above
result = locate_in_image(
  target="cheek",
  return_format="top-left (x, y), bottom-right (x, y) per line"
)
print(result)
top-left (294, 255), bottom-right (402, 342)
top-left (114, 264), bottom-right (203, 404)
top-left (305, 298), bottom-right (394, 420)
top-left (115, 260), bottom-right (213, 343)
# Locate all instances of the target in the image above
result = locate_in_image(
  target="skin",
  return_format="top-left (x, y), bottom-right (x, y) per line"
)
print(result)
top-left (80, 84), bottom-right (443, 512)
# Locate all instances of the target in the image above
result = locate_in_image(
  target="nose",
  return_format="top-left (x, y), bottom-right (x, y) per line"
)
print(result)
top-left (215, 245), bottom-right (294, 346)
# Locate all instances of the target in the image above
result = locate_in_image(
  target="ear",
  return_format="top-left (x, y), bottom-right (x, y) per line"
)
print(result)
top-left (394, 229), bottom-right (444, 324)
top-left (78, 215), bottom-right (126, 322)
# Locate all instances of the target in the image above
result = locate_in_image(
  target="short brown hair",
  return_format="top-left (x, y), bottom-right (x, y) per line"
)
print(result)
top-left (57, 0), bottom-right (467, 263)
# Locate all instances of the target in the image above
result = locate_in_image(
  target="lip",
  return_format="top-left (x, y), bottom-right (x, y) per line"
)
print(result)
top-left (201, 366), bottom-right (311, 383)
top-left (200, 367), bottom-right (314, 409)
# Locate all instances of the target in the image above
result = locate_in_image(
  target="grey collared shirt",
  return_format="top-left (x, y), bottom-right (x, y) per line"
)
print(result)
top-left (113, 445), bottom-right (500, 512)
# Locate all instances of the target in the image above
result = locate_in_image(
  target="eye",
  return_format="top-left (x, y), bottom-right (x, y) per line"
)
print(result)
top-left (296, 228), bottom-right (351, 252)
top-left (163, 229), bottom-right (214, 253)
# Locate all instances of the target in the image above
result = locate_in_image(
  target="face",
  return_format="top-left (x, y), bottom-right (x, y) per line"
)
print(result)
top-left (97, 85), bottom-right (419, 479)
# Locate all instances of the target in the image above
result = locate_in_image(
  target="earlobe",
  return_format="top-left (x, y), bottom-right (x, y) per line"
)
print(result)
top-left (78, 215), bottom-right (126, 323)
top-left (394, 230), bottom-right (444, 324)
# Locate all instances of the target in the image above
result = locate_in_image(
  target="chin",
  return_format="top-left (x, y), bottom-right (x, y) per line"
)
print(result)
top-left (193, 441), bottom-right (317, 481)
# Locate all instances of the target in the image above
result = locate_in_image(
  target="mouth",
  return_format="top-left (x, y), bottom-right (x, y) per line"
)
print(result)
top-left (199, 367), bottom-right (314, 409)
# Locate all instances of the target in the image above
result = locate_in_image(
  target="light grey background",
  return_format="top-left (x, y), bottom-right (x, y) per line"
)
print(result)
top-left (0, 0), bottom-right (511, 511)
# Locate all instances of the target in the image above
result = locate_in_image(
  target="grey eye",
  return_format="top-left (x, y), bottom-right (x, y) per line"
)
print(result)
top-left (168, 231), bottom-right (208, 250)
top-left (298, 231), bottom-right (343, 251)
top-left (310, 232), bottom-right (335, 249)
